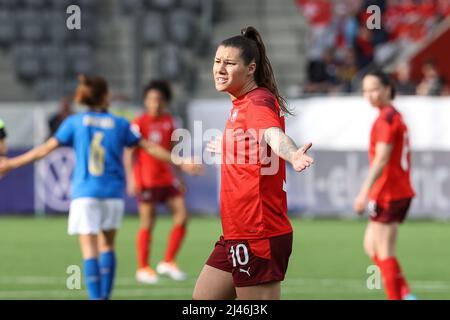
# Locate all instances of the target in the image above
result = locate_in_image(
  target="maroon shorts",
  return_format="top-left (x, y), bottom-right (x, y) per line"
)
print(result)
top-left (137, 185), bottom-right (182, 204)
top-left (368, 198), bottom-right (412, 224)
top-left (206, 233), bottom-right (293, 287)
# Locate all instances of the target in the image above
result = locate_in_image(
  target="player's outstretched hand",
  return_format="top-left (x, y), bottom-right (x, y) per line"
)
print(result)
top-left (206, 137), bottom-right (222, 154)
top-left (291, 143), bottom-right (314, 172)
top-left (180, 158), bottom-right (204, 176)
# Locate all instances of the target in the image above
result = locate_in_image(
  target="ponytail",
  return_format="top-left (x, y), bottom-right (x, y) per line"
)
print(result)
top-left (221, 26), bottom-right (292, 115)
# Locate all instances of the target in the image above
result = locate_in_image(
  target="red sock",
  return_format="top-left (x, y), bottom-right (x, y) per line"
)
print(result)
top-left (378, 257), bottom-right (402, 300)
top-left (165, 224), bottom-right (186, 262)
top-left (399, 274), bottom-right (411, 298)
top-left (136, 228), bottom-right (151, 269)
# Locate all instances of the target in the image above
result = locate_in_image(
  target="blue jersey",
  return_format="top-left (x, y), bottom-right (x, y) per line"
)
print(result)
top-left (55, 111), bottom-right (141, 199)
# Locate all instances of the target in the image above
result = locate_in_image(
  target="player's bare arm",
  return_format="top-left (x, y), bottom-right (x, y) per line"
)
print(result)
top-left (264, 127), bottom-right (314, 172)
top-left (0, 139), bottom-right (7, 157)
top-left (123, 147), bottom-right (137, 196)
top-left (139, 139), bottom-right (203, 176)
top-left (171, 140), bottom-right (187, 192)
top-left (0, 137), bottom-right (59, 176)
top-left (354, 142), bottom-right (393, 214)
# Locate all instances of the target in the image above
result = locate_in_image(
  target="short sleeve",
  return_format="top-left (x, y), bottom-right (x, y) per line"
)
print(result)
top-left (0, 118), bottom-right (6, 139)
top-left (124, 120), bottom-right (141, 147)
top-left (246, 97), bottom-right (281, 131)
top-left (375, 119), bottom-right (395, 144)
top-left (54, 116), bottom-right (75, 146)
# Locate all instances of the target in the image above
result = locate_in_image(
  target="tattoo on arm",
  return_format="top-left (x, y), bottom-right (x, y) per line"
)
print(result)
top-left (264, 127), bottom-right (298, 162)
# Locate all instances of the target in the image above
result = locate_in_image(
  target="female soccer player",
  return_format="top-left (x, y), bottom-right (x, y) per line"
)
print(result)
top-left (193, 26), bottom-right (314, 300)
top-left (0, 118), bottom-right (7, 157)
top-left (0, 75), bottom-right (201, 300)
top-left (124, 80), bottom-right (193, 284)
top-left (354, 71), bottom-right (416, 300)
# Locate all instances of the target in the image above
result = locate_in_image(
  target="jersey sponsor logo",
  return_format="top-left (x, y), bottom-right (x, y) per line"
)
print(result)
top-left (150, 131), bottom-right (162, 143)
top-left (368, 201), bottom-right (377, 217)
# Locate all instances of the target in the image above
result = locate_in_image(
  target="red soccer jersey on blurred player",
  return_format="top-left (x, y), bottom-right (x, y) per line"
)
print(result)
top-left (132, 113), bottom-right (176, 189)
top-left (368, 105), bottom-right (415, 203)
top-left (220, 87), bottom-right (292, 240)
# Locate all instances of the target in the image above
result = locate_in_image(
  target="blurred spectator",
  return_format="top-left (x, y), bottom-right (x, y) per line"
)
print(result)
top-left (305, 48), bottom-right (341, 94)
top-left (437, 0), bottom-right (450, 19)
top-left (297, 0), bottom-right (334, 60)
top-left (354, 25), bottom-right (374, 69)
top-left (336, 47), bottom-right (358, 92)
top-left (48, 96), bottom-right (73, 137)
top-left (416, 60), bottom-right (444, 96)
top-left (394, 62), bottom-right (416, 95)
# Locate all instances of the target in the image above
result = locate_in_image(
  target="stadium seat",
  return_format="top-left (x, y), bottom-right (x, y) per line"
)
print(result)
top-left (146, 0), bottom-right (176, 11)
top-left (0, 0), bottom-right (19, 9)
top-left (23, 0), bottom-right (48, 9)
top-left (48, 0), bottom-right (74, 10)
top-left (44, 11), bottom-right (71, 42)
top-left (35, 77), bottom-right (63, 100)
top-left (180, 0), bottom-right (202, 13)
top-left (142, 11), bottom-right (166, 46)
top-left (168, 9), bottom-right (196, 47)
top-left (71, 0), bottom-right (97, 11)
top-left (119, 0), bottom-right (144, 14)
top-left (18, 10), bottom-right (45, 43)
top-left (13, 43), bottom-right (42, 83)
top-left (0, 9), bottom-right (16, 47)
top-left (63, 78), bottom-right (79, 96)
top-left (67, 44), bottom-right (95, 75)
top-left (40, 44), bottom-right (66, 77)
top-left (71, 11), bottom-right (97, 44)
top-left (157, 44), bottom-right (185, 81)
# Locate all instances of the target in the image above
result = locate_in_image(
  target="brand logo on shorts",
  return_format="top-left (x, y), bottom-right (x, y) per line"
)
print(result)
top-left (368, 201), bottom-right (377, 217)
top-left (239, 267), bottom-right (251, 277)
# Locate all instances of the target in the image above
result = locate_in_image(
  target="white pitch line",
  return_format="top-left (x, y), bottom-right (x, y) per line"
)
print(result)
top-left (0, 275), bottom-right (449, 298)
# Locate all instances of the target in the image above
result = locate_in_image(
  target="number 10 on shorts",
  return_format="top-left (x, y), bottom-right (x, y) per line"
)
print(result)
top-left (230, 244), bottom-right (249, 267)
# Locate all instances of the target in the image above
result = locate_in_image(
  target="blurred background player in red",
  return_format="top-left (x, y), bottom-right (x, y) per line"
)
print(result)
top-left (354, 71), bottom-right (416, 300)
top-left (193, 26), bottom-right (314, 300)
top-left (125, 80), bottom-right (195, 284)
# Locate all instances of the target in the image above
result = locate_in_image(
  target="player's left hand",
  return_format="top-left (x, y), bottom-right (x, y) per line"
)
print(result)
top-left (353, 194), bottom-right (367, 215)
top-left (291, 143), bottom-right (314, 172)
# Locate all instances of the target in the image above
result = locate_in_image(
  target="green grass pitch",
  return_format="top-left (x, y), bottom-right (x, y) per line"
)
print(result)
top-left (0, 215), bottom-right (449, 299)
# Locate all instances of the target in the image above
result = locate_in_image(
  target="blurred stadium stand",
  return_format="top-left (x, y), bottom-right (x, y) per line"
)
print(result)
top-left (0, 0), bottom-right (449, 105)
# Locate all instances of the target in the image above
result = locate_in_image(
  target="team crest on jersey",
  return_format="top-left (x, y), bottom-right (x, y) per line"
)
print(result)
top-left (230, 109), bottom-right (239, 122)
top-left (150, 131), bottom-right (162, 143)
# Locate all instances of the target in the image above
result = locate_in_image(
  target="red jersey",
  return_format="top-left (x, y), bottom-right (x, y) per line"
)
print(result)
top-left (220, 87), bottom-right (292, 240)
top-left (369, 106), bottom-right (415, 202)
top-left (132, 112), bottom-right (176, 188)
